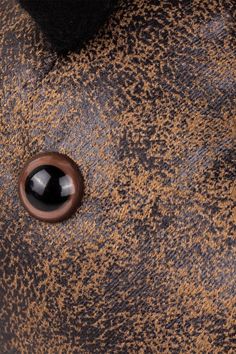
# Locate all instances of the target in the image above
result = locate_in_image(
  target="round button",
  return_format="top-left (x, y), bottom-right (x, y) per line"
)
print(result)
top-left (18, 152), bottom-right (84, 222)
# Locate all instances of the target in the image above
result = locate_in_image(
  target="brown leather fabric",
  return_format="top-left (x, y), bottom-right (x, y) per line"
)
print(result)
top-left (1, 0), bottom-right (236, 352)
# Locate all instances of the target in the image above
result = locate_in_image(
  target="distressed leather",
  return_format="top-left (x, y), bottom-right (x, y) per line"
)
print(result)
top-left (0, 0), bottom-right (236, 352)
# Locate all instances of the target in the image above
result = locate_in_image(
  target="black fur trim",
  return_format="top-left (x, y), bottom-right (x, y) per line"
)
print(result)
top-left (19, 0), bottom-right (118, 52)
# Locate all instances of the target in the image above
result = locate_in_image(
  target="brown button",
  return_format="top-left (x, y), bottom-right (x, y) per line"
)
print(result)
top-left (18, 152), bottom-right (84, 223)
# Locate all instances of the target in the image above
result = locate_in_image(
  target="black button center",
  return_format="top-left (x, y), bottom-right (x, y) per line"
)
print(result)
top-left (25, 165), bottom-right (73, 212)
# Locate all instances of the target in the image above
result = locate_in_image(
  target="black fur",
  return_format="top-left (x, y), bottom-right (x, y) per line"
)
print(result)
top-left (19, 0), bottom-right (118, 52)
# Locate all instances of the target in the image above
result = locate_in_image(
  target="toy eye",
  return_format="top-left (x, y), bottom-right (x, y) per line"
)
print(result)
top-left (18, 152), bottom-right (84, 222)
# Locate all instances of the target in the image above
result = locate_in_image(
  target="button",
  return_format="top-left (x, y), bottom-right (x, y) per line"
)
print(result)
top-left (18, 152), bottom-right (84, 222)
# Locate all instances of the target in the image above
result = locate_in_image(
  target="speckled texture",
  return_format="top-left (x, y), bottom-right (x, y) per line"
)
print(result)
top-left (0, 0), bottom-right (236, 352)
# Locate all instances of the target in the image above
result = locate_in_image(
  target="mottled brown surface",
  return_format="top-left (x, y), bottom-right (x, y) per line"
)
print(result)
top-left (0, 0), bottom-right (236, 352)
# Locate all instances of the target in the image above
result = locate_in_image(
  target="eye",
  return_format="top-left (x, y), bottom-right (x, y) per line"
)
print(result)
top-left (18, 152), bottom-right (84, 222)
